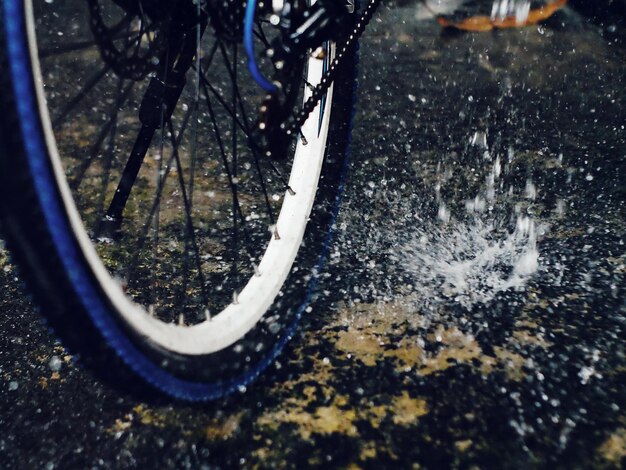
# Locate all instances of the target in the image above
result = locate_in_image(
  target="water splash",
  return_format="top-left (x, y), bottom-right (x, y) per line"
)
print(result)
top-left (404, 214), bottom-right (539, 309)
top-left (403, 129), bottom-right (541, 310)
top-left (338, 124), bottom-right (546, 313)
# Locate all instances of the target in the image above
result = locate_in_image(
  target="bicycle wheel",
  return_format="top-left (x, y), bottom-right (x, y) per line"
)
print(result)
top-left (0, 0), bottom-right (357, 400)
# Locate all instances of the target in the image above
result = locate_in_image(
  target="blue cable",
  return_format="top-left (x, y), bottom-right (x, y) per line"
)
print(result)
top-left (244, 0), bottom-right (278, 93)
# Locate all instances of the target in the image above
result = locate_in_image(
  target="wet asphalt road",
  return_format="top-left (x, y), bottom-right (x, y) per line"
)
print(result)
top-left (1, 2), bottom-right (625, 469)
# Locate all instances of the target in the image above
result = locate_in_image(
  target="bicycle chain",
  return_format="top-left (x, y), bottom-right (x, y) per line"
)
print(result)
top-left (281, 0), bottom-right (381, 137)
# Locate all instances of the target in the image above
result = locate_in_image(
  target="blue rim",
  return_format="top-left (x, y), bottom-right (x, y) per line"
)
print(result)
top-left (2, 0), bottom-right (356, 401)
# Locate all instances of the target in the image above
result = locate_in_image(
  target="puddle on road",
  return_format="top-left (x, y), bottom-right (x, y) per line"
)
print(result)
top-left (311, 6), bottom-right (626, 462)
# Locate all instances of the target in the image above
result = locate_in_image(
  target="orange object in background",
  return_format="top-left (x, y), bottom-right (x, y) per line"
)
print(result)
top-left (433, 0), bottom-right (568, 32)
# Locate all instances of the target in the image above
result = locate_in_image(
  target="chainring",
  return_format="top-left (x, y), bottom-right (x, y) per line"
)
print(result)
top-left (88, 0), bottom-right (168, 80)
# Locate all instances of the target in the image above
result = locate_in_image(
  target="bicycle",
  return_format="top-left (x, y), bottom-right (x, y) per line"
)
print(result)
top-left (0, 0), bottom-right (382, 401)
top-left (0, 0), bottom-right (572, 401)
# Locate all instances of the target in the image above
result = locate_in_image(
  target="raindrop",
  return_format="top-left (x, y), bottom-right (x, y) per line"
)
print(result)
top-left (470, 131), bottom-right (488, 149)
top-left (525, 179), bottom-right (537, 200)
top-left (555, 199), bottom-right (566, 217)
top-left (437, 203), bottom-right (450, 223)
top-left (48, 356), bottom-right (62, 372)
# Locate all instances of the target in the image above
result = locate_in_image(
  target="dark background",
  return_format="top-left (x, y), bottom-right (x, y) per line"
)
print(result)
top-left (1, 1), bottom-right (625, 468)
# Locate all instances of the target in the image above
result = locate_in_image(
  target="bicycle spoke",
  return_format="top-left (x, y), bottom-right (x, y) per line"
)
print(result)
top-left (49, 19), bottom-right (166, 130)
top-left (196, 66), bottom-right (251, 139)
top-left (95, 79), bottom-right (124, 216)
top-left (167, 119), bottom-right (209, 309)
top-left (254, 23), bottom-right (271, 49)
top-left (218, 42), bottom-right (279, 227)
top-left (52, 64), bottom-right (111, 128)
top-left (174, 7), bottom-right (205, 316)
top-left (230, 42), bottom-right (239, 285)
top-left (125, 105), bottom-right (194, 286)
top-left (187, 21), bottom-right (207, 209)
top-left (150, 46), bottom-right (173, 309)
top-left (197, 61), bottom-right (293, 194)
top-left (38, 16), bottom-right (132, 58)
top-left (199, 68), bottom-right (256, 260)
top-left (70, 80), bottom-right (135, 190)
top-left (39, 37), bottom-right (102, 58)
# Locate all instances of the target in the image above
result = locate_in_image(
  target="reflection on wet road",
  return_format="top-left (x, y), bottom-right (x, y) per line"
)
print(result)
top-left (1, 2), bottom-right (625, 468)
